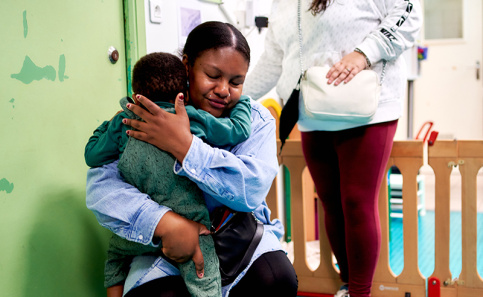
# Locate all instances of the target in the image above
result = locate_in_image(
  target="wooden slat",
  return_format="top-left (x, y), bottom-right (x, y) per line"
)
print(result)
top-left (459, 157), bottom-right (483, 288)
top-left (284, 155), bottom-right (312, 277)
top-left (374, 163), bottom-right (398, 282)
top-left (393, 153), bottom-right (425, 286)
top-left (427, 140), bottom-right (457, 287)
top-left (302, 169), bottom-right (316, 242)
top-left (265, 175), bottom-right (279, 220)
top-left (428, 157), bottom-right (454, 283)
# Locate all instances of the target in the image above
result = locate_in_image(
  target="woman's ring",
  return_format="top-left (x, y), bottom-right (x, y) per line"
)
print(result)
top-left (346, 68), bottom-right (351, 72)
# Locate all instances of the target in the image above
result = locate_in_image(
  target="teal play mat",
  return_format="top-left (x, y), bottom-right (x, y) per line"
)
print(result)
top-left (389, 211), bottom-right (483, 277)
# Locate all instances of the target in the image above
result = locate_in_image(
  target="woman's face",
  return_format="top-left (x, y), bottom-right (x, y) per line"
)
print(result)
top-left (184, 47), bottom-right (249, 118)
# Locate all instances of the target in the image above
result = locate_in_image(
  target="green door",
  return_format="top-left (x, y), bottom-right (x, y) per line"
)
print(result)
top-left (0, 0), bottom-right (131, 296)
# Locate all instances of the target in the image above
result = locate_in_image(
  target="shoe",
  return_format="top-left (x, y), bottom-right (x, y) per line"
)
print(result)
top-left (334, 284), bottom-right (349, 297)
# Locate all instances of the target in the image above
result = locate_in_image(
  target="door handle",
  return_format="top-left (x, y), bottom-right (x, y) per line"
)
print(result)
top-left (108, 46), bottom-right (119, 64)
top-left (477, 61), bottom-right (480, 80)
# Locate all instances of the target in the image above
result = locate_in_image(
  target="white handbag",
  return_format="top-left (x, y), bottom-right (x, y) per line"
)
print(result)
top-left (279, 0), bottom-right (386, 148)
top-left (297, 0), bottom-right (385, 123)
top-left (301, 66), bottom-right (381, 122)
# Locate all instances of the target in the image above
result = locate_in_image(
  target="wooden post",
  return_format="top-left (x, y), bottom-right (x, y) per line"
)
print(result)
top-left (457, 141), bottom-right (483, 293)
top-left (428, 140), bottom-right (457, 286)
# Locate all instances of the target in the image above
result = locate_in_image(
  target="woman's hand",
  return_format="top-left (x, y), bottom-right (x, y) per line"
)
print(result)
top-left (326, 51), bottom-right (368, 86)
top-left (154, 211), bottom-right (211, 278)
top-left (123, 93), bottom-right (193, 163)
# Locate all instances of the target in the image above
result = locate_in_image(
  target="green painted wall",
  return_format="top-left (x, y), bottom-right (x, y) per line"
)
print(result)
top-left (0, 1), bottom-right (135, 296)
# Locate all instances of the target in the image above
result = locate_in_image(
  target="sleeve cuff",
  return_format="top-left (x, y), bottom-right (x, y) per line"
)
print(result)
top-left (174, 136), bottom-right (211, 182)
top-left (357, 38), bottom-right (384, 66)
top-left (129, 202), bottom-right (172, 246)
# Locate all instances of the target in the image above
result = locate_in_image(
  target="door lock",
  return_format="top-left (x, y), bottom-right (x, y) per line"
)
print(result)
top-left (108, 46), bottom-right (119, 64)
top-left (476, 61), bottom-right (480, 80)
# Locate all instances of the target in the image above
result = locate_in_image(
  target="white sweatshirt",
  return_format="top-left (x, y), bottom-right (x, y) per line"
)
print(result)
top-left (244, 0), bottom-right (422, 131)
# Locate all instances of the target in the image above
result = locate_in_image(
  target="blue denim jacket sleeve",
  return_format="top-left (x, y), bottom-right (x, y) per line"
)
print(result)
top-left (85, 98), bottom-right (279, 244)
top-left (174, 99), bottom-right (279, 214)
top-left (86, 160), bottom-right (171, 245)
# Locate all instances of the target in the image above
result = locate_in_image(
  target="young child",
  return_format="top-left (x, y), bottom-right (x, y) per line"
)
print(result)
top-left (85, 52), bottom-right (252, 297)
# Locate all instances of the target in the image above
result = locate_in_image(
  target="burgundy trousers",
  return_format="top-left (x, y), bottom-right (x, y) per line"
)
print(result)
top-left (301, 120), bottom-right (397, 297)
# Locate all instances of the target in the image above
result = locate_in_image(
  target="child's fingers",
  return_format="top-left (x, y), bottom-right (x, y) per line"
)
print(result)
top-left (192, 246), bottom-right (205, 279)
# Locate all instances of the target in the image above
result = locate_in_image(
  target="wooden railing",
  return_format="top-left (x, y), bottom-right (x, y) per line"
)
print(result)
top-left (266, 139), bottom-right (483, 297)
top-left (428, 141), bottom-right (483, 297)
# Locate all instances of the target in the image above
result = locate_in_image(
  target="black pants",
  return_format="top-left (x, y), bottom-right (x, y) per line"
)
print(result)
top-left (125, 251), bottom-right (298, 297)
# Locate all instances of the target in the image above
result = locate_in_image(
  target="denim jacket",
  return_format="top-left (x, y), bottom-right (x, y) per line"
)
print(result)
top-left (86, 98), bottom-right (285, 296)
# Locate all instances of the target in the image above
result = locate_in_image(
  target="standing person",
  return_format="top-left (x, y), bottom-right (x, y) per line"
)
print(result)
top-left (86, 21), bottom-right (298, 297)
top-left (84, 51), bottom-right (253, 297)
top-left (243, 1), bottom-right (422, 297)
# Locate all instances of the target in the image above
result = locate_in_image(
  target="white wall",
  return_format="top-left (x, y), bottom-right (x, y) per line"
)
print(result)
top-left (143, 0), bottom-right (277, 100)
top-left (143, 0), bottom-right (271, 65)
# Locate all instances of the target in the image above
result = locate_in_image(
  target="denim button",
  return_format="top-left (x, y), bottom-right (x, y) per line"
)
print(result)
top-left (138, 235), bottom-right (143, 240)
top-left (190, 168), bottom-right (196, 174)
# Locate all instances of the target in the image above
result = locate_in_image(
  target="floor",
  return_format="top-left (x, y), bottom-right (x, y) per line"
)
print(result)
top-left (284, 167), bottom-right (483, 278)
top-left (389, 210), bottom-right (483, 277)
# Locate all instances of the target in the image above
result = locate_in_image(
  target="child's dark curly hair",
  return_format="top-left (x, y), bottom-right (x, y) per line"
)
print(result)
top-left (132, 52), bottom-right (187, 102)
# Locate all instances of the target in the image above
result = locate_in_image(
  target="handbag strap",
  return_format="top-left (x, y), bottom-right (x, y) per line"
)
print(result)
top-left (297, 0), bottom-right (386, 85)
top-left (219, 217), bottom-right (264, 279)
